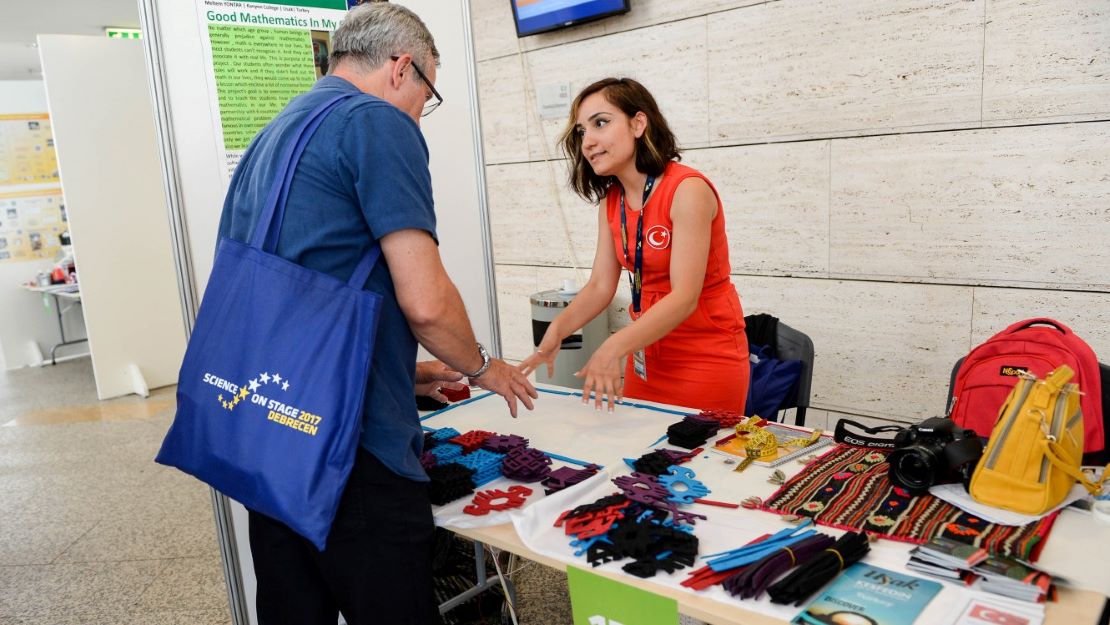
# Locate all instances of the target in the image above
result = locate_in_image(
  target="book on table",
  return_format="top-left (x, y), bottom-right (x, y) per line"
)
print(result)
top-left (713, 422), bottom-right (833, 467)
top-left (905, 538), bottom-right (1053, 603)
top-left (791, 563), bottom-right (942, 625)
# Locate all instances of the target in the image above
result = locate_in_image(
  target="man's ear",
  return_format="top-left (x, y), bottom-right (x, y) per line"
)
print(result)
top-left (389, 54), bottom-right (409, 90)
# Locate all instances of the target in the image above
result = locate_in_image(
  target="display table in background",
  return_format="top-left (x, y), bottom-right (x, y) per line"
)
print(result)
top-left (21, 283), bottom-right (86, 365)
top-left (423, 386), bottom-right (1110, 625)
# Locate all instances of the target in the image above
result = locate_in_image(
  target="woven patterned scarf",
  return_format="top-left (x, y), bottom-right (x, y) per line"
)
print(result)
top-left (762, 445), bottom-right (1058, 560)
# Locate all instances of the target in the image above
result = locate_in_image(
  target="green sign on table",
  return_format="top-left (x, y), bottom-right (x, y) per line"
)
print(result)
top-left (567, 566), bottom-right (678, 625)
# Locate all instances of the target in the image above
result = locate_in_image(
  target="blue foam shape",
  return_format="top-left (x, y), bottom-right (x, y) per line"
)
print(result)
top-left (571, 534), bottom-right (611, 557)
top-left (430, 443), bottom-right (464, 462)
top-left (456, 448), bottom-right (504, 470)
top-left (659, 466), bottom-right (710, 504)
top-left (431, 427), bottom-right (461, 441)
top-left (473, 472), bottom-right (500, 487)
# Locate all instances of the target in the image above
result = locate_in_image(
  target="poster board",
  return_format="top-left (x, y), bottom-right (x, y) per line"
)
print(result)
top-left (0, 113), bottom-right (65, 265)
top-left (0, 114), bottom-right (59, 187)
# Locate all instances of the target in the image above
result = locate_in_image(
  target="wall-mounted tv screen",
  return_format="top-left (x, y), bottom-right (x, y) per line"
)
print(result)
top-left (511, 0), bottom-right (631, 38)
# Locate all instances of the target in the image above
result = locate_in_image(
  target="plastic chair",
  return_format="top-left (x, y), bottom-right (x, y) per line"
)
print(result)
top-left (775, 322), bottom-right (815, 426)
top-left (744, 315), bottom-right (815, 426)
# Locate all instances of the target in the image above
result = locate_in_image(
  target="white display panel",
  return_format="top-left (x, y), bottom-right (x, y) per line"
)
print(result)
top-left (38, 35), bottom-right (185, 399)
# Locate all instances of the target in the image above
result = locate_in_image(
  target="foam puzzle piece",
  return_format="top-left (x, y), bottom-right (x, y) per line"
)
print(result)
top-left (613, 472), bottom-right (671, 507)
top-left (429, 443), bottom-right (464, 463)
top-left (482, 434), bottom-right (530, 453)
top-left (659, 466), bottom-right (711, 504)
top-left (440, 385), bottom-right (471, 402)
top-left (426, 462), bottom-right (476, 506)
top-left (449, 430), bottom-right (496, 453)
top-left (462, 485), bottom-right (533, 515)
top-left (695, 409), bottom-right (746, 429)
top-left (666, 416), bottom-right (719, 449)
top-left (500, 447), bottom-right (553, 482)
top-left (419, 451), bottom-right (437, 470)
top-left (455, 448), bottom-right (504, 487)
top-left (542, 464), bottom-right (600, 495)
top-left (430, 427), bottom-right (461, 442)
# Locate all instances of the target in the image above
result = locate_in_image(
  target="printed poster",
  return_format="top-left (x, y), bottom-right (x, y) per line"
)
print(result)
top-left (194, 0), bottom-right (348, 183)
top-left (0, 188), bottom-right (67, 263)
top-left (0, 114), bottom-right (60, 186)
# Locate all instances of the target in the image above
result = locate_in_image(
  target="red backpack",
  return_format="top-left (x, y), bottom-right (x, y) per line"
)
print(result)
top-left (950, 318), bottom-right (1104, 453)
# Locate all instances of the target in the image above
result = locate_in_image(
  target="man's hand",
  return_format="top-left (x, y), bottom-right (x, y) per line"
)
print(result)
top-left (471, 359), bottom-right (538, 418)
top-left (414, 360), bottom-right (465, 403)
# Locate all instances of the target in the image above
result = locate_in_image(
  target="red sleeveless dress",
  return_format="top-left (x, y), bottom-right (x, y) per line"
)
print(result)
top-left (605, 161), bottom-right (749, 412)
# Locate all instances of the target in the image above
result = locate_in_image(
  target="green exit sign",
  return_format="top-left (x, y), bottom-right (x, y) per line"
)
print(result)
top-left (105, 28), bottom-right (142, 40)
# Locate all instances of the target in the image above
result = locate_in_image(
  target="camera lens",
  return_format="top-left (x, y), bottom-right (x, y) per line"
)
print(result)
top-left (889, 449), bottom-right (936, 492)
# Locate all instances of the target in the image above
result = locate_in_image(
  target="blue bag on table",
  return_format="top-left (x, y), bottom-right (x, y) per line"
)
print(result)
top-left (156, 93), bottom-right (380, 550)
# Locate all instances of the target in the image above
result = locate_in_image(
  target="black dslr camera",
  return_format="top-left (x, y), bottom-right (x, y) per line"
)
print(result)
top-left (887, 417), bottom-right (983, 495)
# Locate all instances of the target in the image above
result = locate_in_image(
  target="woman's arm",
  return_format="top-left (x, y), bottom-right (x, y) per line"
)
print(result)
top-left (518, 204), bottom-right (623, 377)
top-left (578, 177), bottom-right (717, 411)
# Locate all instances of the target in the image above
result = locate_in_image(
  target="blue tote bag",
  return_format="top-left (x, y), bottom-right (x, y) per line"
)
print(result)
top-left (157, 93), bottom-right (379, 550)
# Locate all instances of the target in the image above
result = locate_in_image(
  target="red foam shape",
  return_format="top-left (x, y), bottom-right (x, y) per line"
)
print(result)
top-left (560, 501), bottom-right (630, 537)
top-left (565, 510), bottom-right (624, 538)
top-left (450, 430), bottom-right (497, 453)
top-left (441, 385), bottom-right (471, 402)
top-left (682, 565), bottom-right (744, 591)
top-left (680, 533), bottom-right (770, 590)
top-left (463, 485), bottom-right (533, 515)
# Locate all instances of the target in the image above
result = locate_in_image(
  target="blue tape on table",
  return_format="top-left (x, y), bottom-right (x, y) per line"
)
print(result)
top-left (419, 392), bottom-right (496, 421)
top-left (419, 387), bottom-right (686, 470)
top-left (536, 388), bottom-right (692, 416)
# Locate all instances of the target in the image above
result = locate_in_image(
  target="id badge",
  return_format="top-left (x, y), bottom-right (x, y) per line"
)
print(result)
top-left (633, 349), bottom-right (648, 381)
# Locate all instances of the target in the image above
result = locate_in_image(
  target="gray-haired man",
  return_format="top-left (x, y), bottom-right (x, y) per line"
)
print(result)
top-left (217, 4), bottom-right (537, 623)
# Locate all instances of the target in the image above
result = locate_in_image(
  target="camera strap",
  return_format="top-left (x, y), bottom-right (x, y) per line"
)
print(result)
top-left (834, 419), bottom-right (903, 449)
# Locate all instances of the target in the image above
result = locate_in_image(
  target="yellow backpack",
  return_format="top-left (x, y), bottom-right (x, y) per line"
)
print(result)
top-left (970, 365), bottom-right (1107, 515)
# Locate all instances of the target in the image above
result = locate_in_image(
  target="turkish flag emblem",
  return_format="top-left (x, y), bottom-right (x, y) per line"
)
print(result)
top-left (646, 225), bottom-right (671, 250)
top-left (969, 605), bottom-right (1030, 625)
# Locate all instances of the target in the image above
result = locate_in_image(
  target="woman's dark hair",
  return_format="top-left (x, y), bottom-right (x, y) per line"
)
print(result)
top-left (560, 77), bottom-right (681, 203)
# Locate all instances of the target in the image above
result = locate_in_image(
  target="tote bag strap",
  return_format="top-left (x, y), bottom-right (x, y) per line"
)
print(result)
top-left (250, 92), bottom-right (354, 251)
top-left (247, 91), bottom-right (383, 288)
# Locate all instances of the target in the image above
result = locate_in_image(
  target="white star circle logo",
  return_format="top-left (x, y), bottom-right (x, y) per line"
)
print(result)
top-left (646, 225), bottom-right (671, 250)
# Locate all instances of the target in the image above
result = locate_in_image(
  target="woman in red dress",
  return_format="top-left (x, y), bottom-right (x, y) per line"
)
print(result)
top-left (520, 77), bottom-right (749, 413)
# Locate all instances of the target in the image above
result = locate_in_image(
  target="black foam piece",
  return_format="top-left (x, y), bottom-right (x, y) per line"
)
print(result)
top-left (426, 462), bottom-right (476, 506)
top-left (666, 417), bottom-right (719, 449)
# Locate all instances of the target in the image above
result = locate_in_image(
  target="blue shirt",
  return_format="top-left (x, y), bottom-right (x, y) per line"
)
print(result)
top-left (217, 76), bottom-right (437, 482)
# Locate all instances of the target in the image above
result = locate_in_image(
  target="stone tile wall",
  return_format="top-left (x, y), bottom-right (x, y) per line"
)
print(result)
top-left (469, 0), bottom-right (1110, 427)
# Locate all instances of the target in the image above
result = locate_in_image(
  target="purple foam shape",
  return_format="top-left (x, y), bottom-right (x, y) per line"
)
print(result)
top-left (501, 447), bottom-right (553, 482)
top-left (613, 472), bottom-right (670, 506)
top-left (419, 451), bottom-right (437, 470)
top-left (543, 464), bottom-right (600, 494)
top-left (483, 434), bottom-right (530, 453)
top-left (658, 448), bottom-right (697, 465)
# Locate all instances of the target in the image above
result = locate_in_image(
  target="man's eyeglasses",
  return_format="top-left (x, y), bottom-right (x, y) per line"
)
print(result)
top-left (391, 55), bottom-right (442, 117)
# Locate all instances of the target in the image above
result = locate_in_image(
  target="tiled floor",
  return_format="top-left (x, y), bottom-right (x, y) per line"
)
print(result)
top-left (0, 358), bottom-right (574, 625)
top-left (0, 358), bottom-right (230, 625)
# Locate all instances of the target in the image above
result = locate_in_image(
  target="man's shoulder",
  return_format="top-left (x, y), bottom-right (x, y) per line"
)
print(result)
top-left (339, 95), bottom-right (419, 133)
